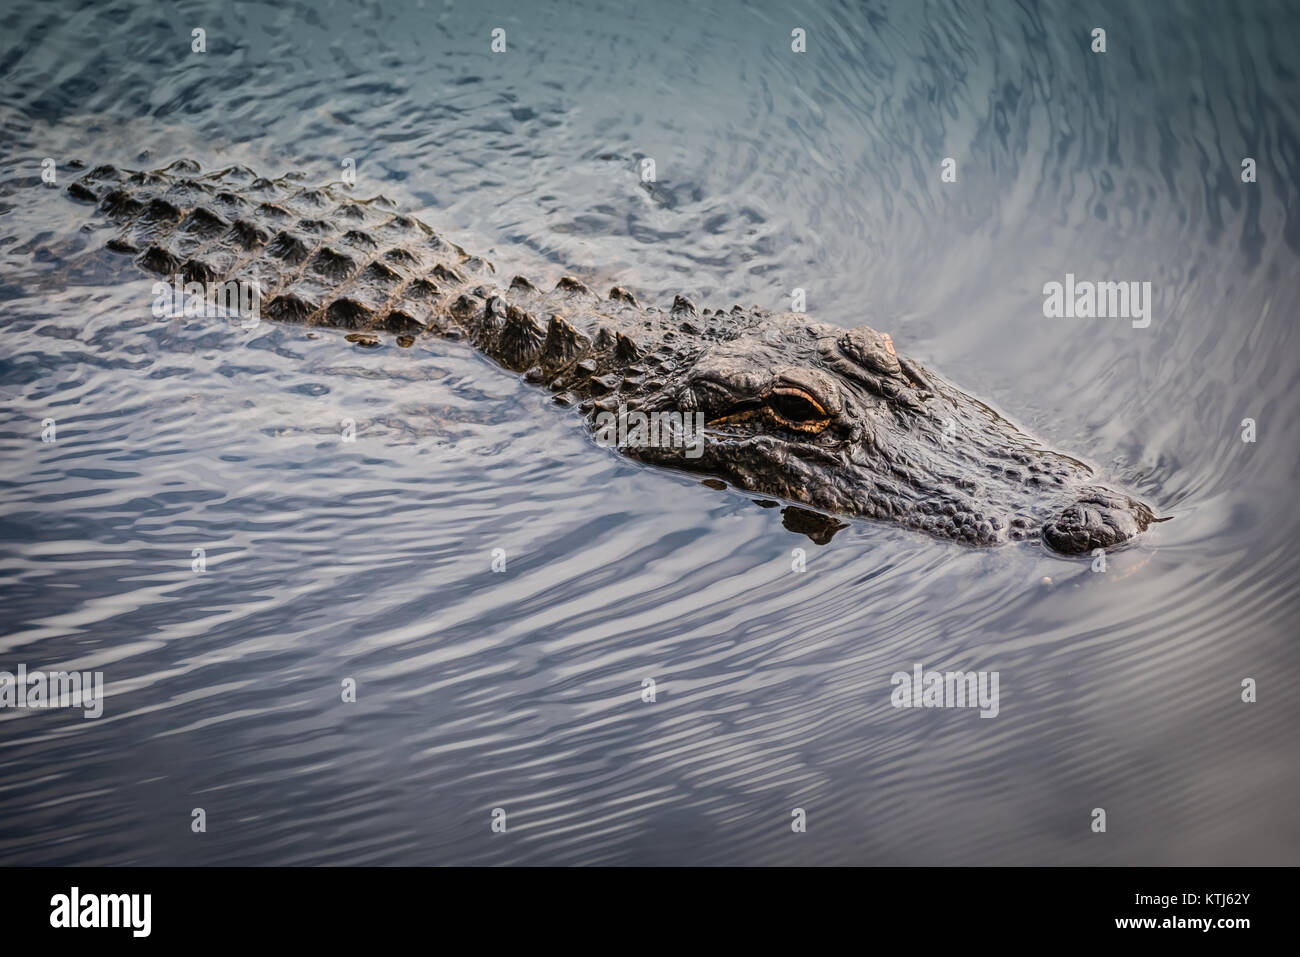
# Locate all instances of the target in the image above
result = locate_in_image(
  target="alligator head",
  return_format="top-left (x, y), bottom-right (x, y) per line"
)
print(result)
top-left (631, 312), bottom-right (1154, 554)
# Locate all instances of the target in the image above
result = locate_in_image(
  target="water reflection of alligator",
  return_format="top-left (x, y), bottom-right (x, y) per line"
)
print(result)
top-left (64, 159), bottom-right (1157, 554)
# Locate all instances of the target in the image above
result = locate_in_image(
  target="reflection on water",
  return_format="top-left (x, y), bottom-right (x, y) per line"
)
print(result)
top-left (1, 0), bottom-right (1298, 864)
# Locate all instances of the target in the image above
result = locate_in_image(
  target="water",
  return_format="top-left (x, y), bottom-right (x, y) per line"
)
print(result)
top-left (1, 0), bottom-right (1298, 865)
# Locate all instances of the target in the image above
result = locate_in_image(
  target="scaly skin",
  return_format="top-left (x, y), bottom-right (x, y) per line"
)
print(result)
top-left (63, 159), bottom-right (1156, 554)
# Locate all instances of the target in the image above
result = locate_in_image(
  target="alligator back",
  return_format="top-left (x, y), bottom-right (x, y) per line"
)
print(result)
top-left (66, 159), bottom-right (490, 337)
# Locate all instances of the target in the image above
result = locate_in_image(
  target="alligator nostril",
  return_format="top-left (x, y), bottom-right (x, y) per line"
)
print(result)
top-left (1041, 490), bottom-right (1156, 555)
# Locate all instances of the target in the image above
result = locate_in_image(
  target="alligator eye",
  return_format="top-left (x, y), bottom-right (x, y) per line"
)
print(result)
top-left (766, 387), bottom-right (829, 429)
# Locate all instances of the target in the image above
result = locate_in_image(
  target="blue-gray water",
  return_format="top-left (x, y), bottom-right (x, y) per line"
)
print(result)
top-left (1, 0), bottom-right (1298, 865)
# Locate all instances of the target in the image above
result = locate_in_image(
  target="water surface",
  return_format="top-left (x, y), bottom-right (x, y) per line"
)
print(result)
top-left (1, 0), bottom-right (1298, 864)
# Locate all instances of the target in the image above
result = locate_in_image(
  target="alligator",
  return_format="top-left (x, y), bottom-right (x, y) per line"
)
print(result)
top-left (60, 158), bottom-right (1157, 555)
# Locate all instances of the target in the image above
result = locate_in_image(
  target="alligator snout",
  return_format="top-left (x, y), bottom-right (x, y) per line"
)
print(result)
top-left (1041, 488), bottom-right (1155, 555)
